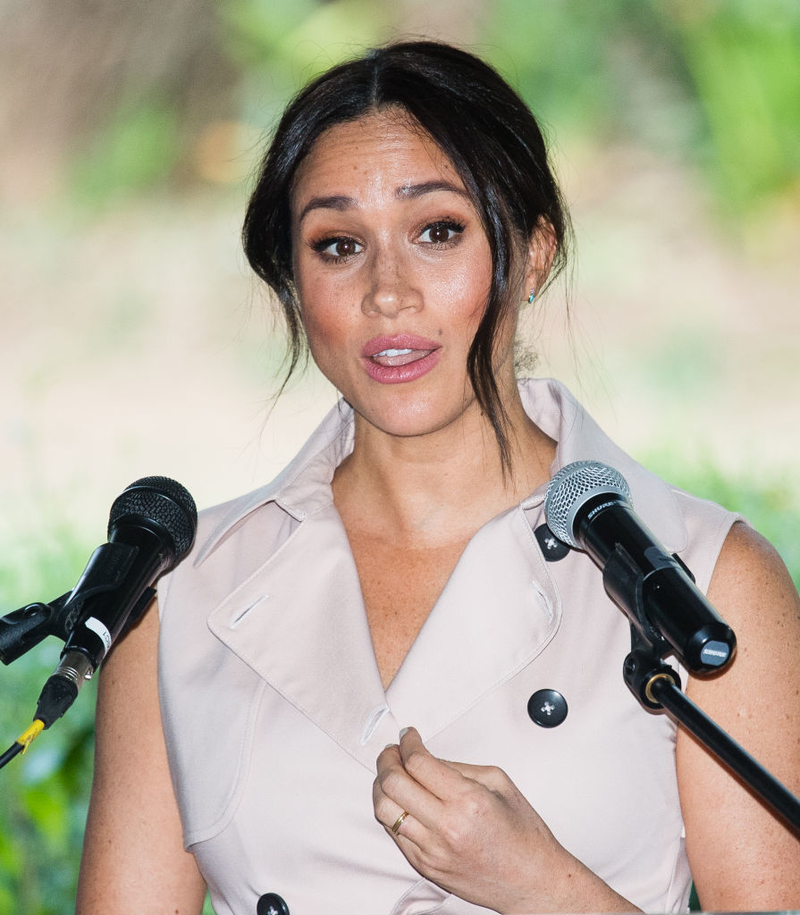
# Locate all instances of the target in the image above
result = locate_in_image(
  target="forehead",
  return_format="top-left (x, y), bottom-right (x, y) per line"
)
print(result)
top-left (291, 109), bottom-right (465, 206)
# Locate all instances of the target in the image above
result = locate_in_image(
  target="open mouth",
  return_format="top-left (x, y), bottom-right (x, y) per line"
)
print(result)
top-left (361, 335), bottom-right (442, 384)
top-left (370, 347), bottom-right (434, 367)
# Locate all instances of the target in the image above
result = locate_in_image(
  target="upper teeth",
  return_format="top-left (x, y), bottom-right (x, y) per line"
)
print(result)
top-left (376, 348), bottom-right (413, 357)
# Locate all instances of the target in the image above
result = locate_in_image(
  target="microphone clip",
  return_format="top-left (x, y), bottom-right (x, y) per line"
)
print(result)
top-left (0, 541), bottom-right (149, 667)
top-left (0, 597), bottom-right (69, 666)
top-left (600, 541), bottom-right (681, 710)
top-left (602, 542), bottom-right (672, 654)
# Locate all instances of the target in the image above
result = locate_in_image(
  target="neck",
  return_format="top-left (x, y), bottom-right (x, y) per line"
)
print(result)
top-left (332, 382), bottom-right (555, 546)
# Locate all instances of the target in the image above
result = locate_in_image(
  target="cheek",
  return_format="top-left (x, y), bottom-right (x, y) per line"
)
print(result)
top-left (298, 293), bottom-right (358, 373)
top-left (301, 306), bottom-right (348, 359)
top-left (294, 263), bottom-right (353, 355)
top-left (435, 245), bottom-right (493, 325)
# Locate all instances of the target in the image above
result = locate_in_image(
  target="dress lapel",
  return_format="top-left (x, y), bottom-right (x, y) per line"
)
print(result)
top-left (201, 378), bottom-right (685, 776)
top-left (387, 504), bottom-right (560, 740)
top-left (207, 502), bottom-right (399, 772)
top-left (207, 499), bottom-right (560, 768)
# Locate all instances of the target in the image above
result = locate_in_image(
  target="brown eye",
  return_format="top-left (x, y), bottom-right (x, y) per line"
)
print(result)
top-left (420, 220), bottom-right (465, 245)
top-left (336, 238), bottom-right (356, 256)
top-left (314, 236), bottom-right (363, 260)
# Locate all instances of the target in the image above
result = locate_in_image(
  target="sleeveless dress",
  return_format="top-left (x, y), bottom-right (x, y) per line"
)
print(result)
top-left (158, 378), bottom-right (739, 915)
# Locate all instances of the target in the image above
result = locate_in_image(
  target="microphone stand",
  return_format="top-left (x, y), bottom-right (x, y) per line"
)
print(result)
top-left (606, 544), bottom-right (800, 834)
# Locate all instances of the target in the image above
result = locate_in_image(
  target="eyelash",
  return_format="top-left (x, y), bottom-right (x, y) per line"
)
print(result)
top-left (311, 236), bottom-right (362, 262)
top-left (309, 219), bottom-right (467, 263)
top-left (418, 219), bottom-right (466, 247)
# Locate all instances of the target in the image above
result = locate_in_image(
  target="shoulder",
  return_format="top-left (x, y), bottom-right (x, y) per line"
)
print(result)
top-left (702, 519), bottom-right (800, 697)
top-left (160, 401), bottom-right (352, 605)
top-left (157, 489), bottom-right (298, 628)
top-left (701, 518), bottom-right (800, 691)
top-left (176, 400), bottom-right (353, 575)
top-left (715, 516), bottom-right (794, 578)
top-left (707, 520), bottom-right (799, 627)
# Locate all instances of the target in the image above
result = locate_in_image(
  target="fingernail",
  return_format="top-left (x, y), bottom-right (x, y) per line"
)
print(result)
top-left (399, 727), bottom-right (411, 739)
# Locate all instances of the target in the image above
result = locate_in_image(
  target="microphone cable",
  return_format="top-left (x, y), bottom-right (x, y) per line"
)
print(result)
top-left (0, 720), bottom-right (45, 770)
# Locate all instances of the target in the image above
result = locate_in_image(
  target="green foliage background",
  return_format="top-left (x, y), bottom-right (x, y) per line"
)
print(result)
top-left (2, 0), bottom-right (799, 911)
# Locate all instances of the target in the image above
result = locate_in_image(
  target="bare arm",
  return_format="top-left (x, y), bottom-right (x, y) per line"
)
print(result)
top-left (680, 521), bottom-right (800, 911)
top-left (76, 599), bottom-right (207, 914)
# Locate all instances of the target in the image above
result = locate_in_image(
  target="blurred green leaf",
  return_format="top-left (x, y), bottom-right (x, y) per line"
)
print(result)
top-left (220, 0), bottom-right (321, 65)
top-left (0, 517), bottom-right (96, 914)
top-left (664, 0), bottom-right (800, 215)
top-left (640, 448), bottom-right (800, 588)
top-left (70, 100), bottom-right (180, 207)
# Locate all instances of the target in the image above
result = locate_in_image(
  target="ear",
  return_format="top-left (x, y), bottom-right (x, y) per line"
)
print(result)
top-left (524, 218), bottom-right (558, 296)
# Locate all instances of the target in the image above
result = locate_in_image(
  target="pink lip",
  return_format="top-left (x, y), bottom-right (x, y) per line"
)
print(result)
top-left (361, 334), bottom-right (442, 385)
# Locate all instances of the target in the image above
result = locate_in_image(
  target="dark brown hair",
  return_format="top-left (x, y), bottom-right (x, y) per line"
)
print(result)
top-left (243, 40), bottom-right (571, 467)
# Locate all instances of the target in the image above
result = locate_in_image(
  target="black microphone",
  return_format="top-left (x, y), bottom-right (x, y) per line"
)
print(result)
top-left (544, 460), bottom-right (736, 673)
top-left (34, 476), bottom-right (197, 727)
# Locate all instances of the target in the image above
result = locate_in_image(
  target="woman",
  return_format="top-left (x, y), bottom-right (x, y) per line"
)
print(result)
top-left (76, 41), bottom-right (800, 914)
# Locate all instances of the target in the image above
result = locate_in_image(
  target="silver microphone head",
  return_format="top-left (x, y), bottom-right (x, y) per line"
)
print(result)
top-left (544, 460), bottom-right (632, 548)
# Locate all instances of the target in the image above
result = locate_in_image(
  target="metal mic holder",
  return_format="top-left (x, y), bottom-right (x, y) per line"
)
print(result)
top-left (606, 544), bottom-right (800, 833)
top-left (0, 595), bottom-right (71, 665)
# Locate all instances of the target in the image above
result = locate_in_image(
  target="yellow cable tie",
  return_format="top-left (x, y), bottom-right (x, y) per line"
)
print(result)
top-left (17, 720), bottom-right (45, 755)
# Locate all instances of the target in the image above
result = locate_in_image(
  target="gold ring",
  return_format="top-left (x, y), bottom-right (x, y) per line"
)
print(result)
top-left (391, 811), bottom-right (409, 835)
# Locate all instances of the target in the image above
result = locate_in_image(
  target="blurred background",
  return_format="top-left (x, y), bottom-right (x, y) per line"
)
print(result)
top-left (1, 0), bottom-right (799, 910)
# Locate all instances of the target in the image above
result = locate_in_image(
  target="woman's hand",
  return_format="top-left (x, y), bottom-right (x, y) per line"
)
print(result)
top-left (373, 728), bottom-right (638, 914)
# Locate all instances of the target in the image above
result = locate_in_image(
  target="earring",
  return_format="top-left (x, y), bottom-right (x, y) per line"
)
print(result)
top-left (527, 288), bottom-right (536, 304)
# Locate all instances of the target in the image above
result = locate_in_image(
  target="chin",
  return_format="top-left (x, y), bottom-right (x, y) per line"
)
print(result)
top-left (352, 392), bottom-right (477, 441)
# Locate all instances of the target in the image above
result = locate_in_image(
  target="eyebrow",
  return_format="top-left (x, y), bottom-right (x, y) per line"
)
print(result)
top-left (297, 195), bottom-right (357, 223)
top-left (297, 181), bottom-right (469, 223)
top-left (396, 180), bottom-right (469, 201)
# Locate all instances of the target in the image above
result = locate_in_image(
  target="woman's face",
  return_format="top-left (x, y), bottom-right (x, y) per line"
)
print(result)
top-left (290, 109), bottom-right (518, 442)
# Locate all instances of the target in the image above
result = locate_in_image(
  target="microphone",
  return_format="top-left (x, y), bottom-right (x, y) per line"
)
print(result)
top-left (34, 476), bottom-right (197, 727)
top-left (544, 460), bottom-right (736, 673)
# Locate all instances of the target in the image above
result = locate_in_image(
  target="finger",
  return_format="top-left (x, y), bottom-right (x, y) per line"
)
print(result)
top-left (437, 760), bottom-right (513, 794)
top-left (376, 742), bottom-right (401, 772)
top-left (397, 727), bottom-right (473, 801)
top-left (373, 755), bottom-right (442, 828)
top-left (374, 790), bottom-right (433, 853)
top-left (388, 810), bottom-right (428, 849)
top-left (396, 732), bottom-right (513, 796)
top-left (373, 739), bottom-right (444, 833)
top-left (372, 772), bottom-right (428, 847)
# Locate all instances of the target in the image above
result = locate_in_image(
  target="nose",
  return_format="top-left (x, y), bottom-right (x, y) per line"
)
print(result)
top-left (360, 247), bottom-right (422, 318)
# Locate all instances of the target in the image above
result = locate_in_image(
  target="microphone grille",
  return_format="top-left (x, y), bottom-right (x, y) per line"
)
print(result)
top-left (109, 476), bottom-right (198, 560)
top-left (544, 460), bottom-right (631, 548)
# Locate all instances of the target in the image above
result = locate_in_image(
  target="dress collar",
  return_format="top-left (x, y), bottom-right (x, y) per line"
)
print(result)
top-left (194, 378), bottom-right (686, 568)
